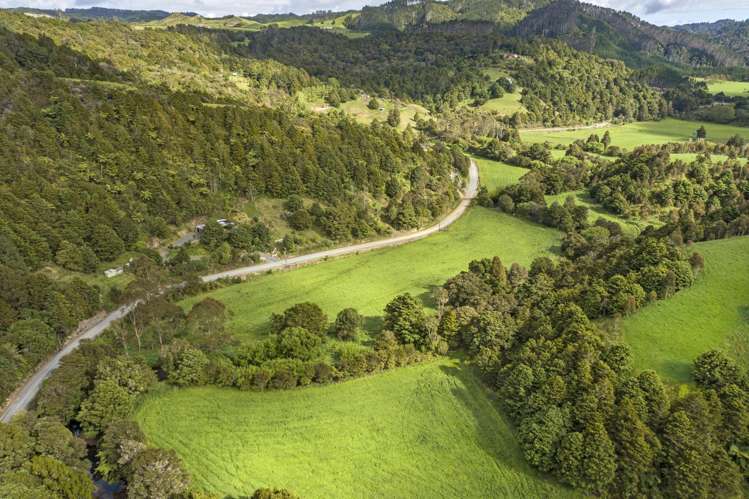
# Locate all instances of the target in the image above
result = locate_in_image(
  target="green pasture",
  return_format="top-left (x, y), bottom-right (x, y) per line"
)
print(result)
top-left (700, 79), bottom-right (749, 97)
top-left (478, 90), bottom-right (525, 115)
top-left (339, 96), bottom-right (429, 130)
top-left (521, 118), bottom-right (749, 149)
top-left (473, 156), bottom-right (528, 193)
top-left (135, 358), bottom-right (575, 498)
top-left (181, 207), bottom-right (560, 341)
top-left (620, 236), bottom-right (749, 384)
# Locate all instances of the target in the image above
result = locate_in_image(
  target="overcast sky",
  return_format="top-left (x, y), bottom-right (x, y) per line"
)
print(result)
top-left (1, 0), bottom-right (748, 26)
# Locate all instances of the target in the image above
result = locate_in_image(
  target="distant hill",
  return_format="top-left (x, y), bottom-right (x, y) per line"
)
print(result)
top-left (675, 19), bottom-right (749, 64)
top-left (513, 0), bottom-right (744, 68)
top-left (6, 7), bottom-right (178, 22)
top-left (351, 0), bottom-right (550, 31)
top-left (145, 13), bottom-right (262, 30)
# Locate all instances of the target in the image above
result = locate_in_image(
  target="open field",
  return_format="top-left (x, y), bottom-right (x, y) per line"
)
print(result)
top-left (619, 236), bottom-right (749, 385)
top-left (473, 156), bottom-right (528, 193)
top-left (181, 207), bottom-right (560, 341)
top-left (700, 79), bottom-right (749, 97)
top-left (521, 118), bottom-right (749, 149)
top-left (135, 358), bottom-right (575, 498)
top-left (478, 90), bottom-right (525, 115)
top-left (340, 96), bottom-right (429, 130)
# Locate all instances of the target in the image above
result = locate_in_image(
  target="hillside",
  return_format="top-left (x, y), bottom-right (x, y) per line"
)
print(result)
top-left (513, 0), bottom-right (744, 68)
top-left (352, 0), bottom-right (550, 31)
top-left (6, 6), bottom-right (176, 22)
top-left (675, 18), bottom-right (749, 64)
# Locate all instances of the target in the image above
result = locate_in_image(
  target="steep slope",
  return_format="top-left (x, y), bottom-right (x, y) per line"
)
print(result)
top-left (513, 0), bottom-right (744, 68)
top-left (675, 18), bottom-right (749, 64)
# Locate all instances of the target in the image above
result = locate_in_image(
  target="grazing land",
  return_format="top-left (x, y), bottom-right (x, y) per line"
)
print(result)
top-left (473, 156), bottom-right (528, 192)
top-left (701, 78), bottom-right (749, 97)
top-left (521, 118), bottom-right (749, 148)
top-left (619, 236), bottom-right (749, 384)
top-left (478, 90), bottom-right (525, 115)
top-left (135, 358), bottom-right (576, 498)
top-left (181, 208), bottom-right (560, 341)
top-left (339, 96), bottom-right (429, 130)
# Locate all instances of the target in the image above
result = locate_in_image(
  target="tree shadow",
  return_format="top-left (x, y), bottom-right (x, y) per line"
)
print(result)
top-left (437, 355), bottom-right (572, 495)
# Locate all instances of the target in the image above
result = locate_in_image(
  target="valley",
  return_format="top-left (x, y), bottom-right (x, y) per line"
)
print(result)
top-left (0, 2), bottom-right (748, 498)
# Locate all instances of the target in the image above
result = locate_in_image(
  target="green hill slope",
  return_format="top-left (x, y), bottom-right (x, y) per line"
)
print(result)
top-left (136, 359), bottom-right (576, 498)
top-left (620, 236), bottom-right (749, 384)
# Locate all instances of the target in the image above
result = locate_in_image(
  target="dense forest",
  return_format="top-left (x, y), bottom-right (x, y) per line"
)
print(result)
top-left (220, 25), bottom-right (665, 124)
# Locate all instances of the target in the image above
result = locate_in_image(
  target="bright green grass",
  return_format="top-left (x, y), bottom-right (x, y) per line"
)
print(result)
top-left (181, 208), bottom-right (560, 341)
top-left (473, 156), bottom-right (528, 193)
top-left (135, 358), bottom-right (576, 498)
top-left (479, 91), bottom-right (525, 115)
top-left (701, 79), bottom-right (749, 97)
top-left (670, 153), bottom-right (747, 165)
top-left (621, 236), bottom-right (749, 384)
top-left (521, 118), bottom-right (749, 149)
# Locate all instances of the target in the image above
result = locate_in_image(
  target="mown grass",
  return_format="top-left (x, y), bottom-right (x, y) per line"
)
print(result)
top-left (619, 236), bottom-right (749, 384)
top-left (181, 208), bottom-right (561, 342)
top-left (521, 118), bottom-right (749, 149)
top-left (135, 358), bottom-right (576, 498)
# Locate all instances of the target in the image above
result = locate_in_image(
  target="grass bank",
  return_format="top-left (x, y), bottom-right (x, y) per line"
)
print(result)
top-left (135, 358), bottom-right (576, 498)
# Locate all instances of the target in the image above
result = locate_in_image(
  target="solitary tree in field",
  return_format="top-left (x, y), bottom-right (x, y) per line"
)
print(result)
top-left (696, 126), bottom-right (707, 140)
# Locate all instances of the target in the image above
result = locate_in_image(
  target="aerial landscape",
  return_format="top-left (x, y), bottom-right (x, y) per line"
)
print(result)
top-left (0, 0), bottom-right (748, 497)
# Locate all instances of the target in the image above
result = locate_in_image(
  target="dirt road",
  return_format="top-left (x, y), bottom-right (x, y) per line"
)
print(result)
top-left (0, 160), bottom-right (478, 422)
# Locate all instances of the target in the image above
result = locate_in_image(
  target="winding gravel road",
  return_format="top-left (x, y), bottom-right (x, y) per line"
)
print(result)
top-left (0, 160), bottom-right (478, 423)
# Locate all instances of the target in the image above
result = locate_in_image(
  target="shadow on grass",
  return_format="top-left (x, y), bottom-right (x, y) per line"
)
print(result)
top-left (437, 354), bottom-right (573, 496)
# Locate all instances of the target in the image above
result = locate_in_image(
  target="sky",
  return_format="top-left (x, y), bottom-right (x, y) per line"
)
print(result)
top-left (1, 0), bottom-right (748, 26)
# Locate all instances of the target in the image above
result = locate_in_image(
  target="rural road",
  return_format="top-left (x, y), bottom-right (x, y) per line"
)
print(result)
top-left (0, 160), bottom-right (478, 423)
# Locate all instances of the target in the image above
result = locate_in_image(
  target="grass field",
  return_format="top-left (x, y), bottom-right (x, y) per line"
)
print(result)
top-left (135, 358), bottom-right (575, 498)
top-left (181, 208), bottom-right (560, 341)
top-left (473, 156), bottom-right (528, 193)
top-left (619, 236), bottom-right (749, 384)
top-left (700, 79), bottom-right (749, 97)
top-left (521, 118), bottom-right (749, 149)
top-left (478, 90), bottom-right (525, 115)
top-left (340, 96), bottom-right (429, 130)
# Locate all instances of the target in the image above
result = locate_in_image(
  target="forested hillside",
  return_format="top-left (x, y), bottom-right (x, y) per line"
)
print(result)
top-left (676, 18), bottom-right (749, 65)
top-left (233, 26), bottom-right (665, 124)
top-left (514, 0), bottom-right (743, 68)
top-left (0, 18), bottom-right (464, 402)
top-left (351, 0), bottom-right (549, 31)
